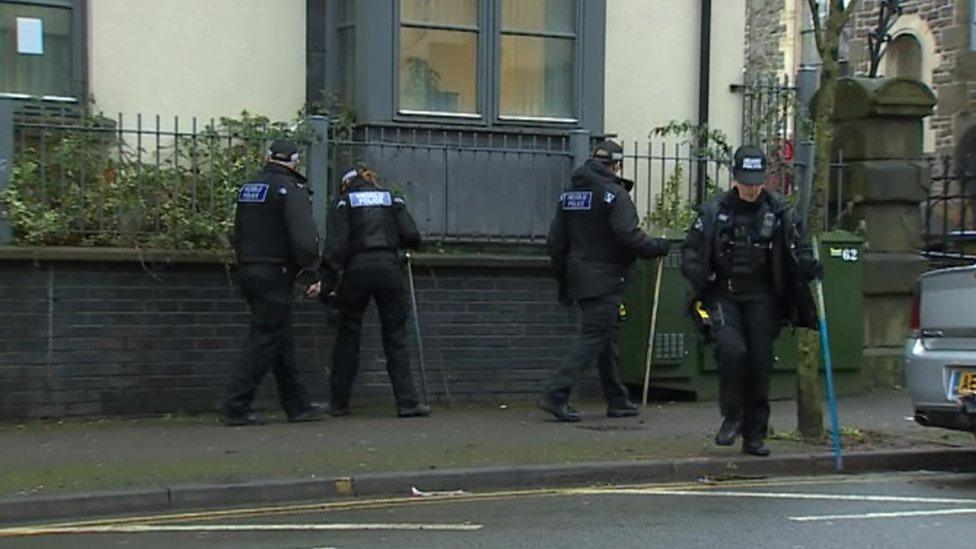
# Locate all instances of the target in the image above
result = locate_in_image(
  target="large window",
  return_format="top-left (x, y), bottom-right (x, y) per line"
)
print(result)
top-left (399, 0), bottom-right (479, 116)
top-left (395, 0), bottom-right (578, 123)
top-left (0, 0), bottom-right (76, 98)
top-left (499, 0), bottom-right (575, 120)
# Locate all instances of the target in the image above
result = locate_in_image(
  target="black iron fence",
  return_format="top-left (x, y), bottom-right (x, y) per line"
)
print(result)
top-left (2, 101), bottom-right (298, 249)
top-left (923, 157), bottom-right (976, 264)
top-left (1, 99), bottom-right (860, 251)
top-left (326, 124), bottom-right (574, 245)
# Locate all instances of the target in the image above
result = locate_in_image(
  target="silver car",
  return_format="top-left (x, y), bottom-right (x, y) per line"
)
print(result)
top-left (905, 265), bottom-right (976, 435)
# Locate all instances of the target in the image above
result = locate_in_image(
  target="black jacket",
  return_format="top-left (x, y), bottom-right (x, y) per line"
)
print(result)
top-left (233, 163), bottom-right (320, 271)
top-left (680, 188), bottom-right (817, 329)
top-left (321, 178), bottom-right (421, 288)
top-left (547, 159), bottom-right (670, 301)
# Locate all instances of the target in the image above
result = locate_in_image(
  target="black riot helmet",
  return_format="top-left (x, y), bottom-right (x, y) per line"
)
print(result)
top-left (592, 140), bottom-right (624, 166)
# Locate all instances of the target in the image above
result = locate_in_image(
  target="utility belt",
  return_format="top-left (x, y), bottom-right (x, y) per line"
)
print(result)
top-left (714, 275), bottom-right (772, 295)
top-left (346, 248), bottom-right (404, 270)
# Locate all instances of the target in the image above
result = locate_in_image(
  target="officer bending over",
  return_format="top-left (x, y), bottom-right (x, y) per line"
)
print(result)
top-left (541, 140), bottom-right (670, 422)
top-left (309, 165), bottom-right (428, 418)
top-left (223, 140), bottom-right (327, 426)
top-left (680, 146), bottom-right (819, 456)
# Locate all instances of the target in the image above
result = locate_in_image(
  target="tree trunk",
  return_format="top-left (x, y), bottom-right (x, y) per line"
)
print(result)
top-left (795, 2), bottom-right (851, 442)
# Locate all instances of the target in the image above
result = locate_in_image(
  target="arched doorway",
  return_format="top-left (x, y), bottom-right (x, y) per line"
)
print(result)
top-left (886, 34), bottom-right (923, 80)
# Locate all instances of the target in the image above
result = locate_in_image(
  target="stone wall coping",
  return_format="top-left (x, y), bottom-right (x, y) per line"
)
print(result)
top-left (0, 246), bottom-right (553, 270)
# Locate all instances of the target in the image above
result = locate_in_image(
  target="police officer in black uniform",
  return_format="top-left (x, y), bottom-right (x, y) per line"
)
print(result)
top-left (681, 146), bottom-right (819, 455)
top-left (223, 140), bottom-right (327, 426)
top-left (310, 165), bottom-right (429, 418)
top-left (541, 140), bottom-right (671, 422)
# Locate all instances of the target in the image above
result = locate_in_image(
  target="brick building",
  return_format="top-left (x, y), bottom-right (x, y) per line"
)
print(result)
top-left (745, 0), bottom-right (976, 160)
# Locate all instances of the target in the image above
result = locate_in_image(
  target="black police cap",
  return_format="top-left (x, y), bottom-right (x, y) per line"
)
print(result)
top-left (732, 145), bottom-right (766, 186)
top-left (269, 139), bottom-right (299, 162)
top-left (593, 140), bottom-right (624, 163)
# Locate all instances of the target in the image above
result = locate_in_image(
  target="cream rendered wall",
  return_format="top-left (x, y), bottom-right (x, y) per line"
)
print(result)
top-left (88, 0), bottom-right (306, 124)
top-left (605, 0), bottom-right (745, 212)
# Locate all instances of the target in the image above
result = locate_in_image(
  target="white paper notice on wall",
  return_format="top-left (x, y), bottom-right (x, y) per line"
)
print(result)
top-left (16, 17), bottom-right (44, 55)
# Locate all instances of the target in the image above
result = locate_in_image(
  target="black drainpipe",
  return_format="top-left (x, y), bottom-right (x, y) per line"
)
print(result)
top-left (696, 0), bottom-right (713, 205)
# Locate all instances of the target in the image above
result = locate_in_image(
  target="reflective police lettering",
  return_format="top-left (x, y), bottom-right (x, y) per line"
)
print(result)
top-left (239, 183), bottom-right (269, 203)
top-left (742, 157), bottom-right (764, 171)
top-left (348, 191), bottom-right (393, 208)
top-left (561, 191), bottom-right (592, 211)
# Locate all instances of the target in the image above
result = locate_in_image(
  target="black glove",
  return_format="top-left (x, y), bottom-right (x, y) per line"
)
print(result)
top-left (799, 256), bottom-right (824, 281)
top-left (653, 238), bottom-right (671, 258)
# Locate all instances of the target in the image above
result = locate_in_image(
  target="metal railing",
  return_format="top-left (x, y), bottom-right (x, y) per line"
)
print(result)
top-left (4, 101), bottom-right (297, 249)
top-left (326, 124), bottom-right (574, 245)
top-left (923, 157), bottom-right (976, 263)
top-left (618, 140), bottom-right (733, 232)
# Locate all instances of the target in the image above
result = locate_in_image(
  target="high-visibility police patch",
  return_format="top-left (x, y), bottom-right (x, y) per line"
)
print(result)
top-left (693, 217), bottom-right (703, 230)
top-left (561, 191), bottom-right (592, 211)
top-left (717, 212), bottom-right (730, 223)
top-left (604, 191), bottom-right (616, 204)
top-left (239, 183), bottom-right (269, 203)
top-left (348, 191), bottom-right (392, 208)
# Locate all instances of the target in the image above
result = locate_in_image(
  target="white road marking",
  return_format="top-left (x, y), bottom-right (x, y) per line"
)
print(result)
top-left (790, 508), bottom-right (976, 522)
top-left (0, 523), bottom-right (484, 537)
top-left (571, 488), bottom-right (976, 506)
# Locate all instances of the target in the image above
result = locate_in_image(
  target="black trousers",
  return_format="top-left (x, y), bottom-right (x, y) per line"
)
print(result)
top-left (710, 291), bottom-right (778, 442)
top-left (544, 295), bottom-right (629, 406)
top-left (224, 263), bottom-right (310, 419)
top-left (331, 257), bottom-right (419, 409)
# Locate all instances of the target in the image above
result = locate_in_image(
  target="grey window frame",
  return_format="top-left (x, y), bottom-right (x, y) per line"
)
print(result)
top-left (0, 0), bottom-right (87, 102)
top-left (329, 0), bottom-right (604, 133)
top-left (392, 0), bottom-right (488, 124)
top-left (493, 0), bottom-right (580, 126)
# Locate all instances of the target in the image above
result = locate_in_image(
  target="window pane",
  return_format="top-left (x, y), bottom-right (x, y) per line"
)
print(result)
top-left (500, 35), bottom-right (573, 118)
top-left (401, 0), bottom-right (477, 27)
top-left (501, 0), bottom-right (574, 34)
top-left (400, 28), bottom-right (477, 113)
top-left (0, 4), bottom-right (73, 97)
top-left (338, 28), bottom-right (355, 101)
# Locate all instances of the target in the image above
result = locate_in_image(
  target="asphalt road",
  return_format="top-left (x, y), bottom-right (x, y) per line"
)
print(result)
top-left (2, 472), bottom-right (975, 548)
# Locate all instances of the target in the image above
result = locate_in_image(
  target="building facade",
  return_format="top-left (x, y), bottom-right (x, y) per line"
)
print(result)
top-left (745, 0), bottom-right (976, 160)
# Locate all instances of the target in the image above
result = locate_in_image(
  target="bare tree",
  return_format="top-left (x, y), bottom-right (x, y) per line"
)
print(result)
top-left (796, 0), bottom-right (861, 441)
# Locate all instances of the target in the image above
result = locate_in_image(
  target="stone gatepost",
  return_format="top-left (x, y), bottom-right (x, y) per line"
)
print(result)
top-left (831, 77), bottom-right (936, 388)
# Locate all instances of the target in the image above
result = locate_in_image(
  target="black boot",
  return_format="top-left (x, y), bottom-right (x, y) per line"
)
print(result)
top-left (221, 411), bottom-right (266, 427)
top-left (714, 416), bottom-right (741, 446)
top-left (538, 398), bottom-right (582, 422)
top-left (326, 401), bottom-right (350, 417)
top-left (288, 402), bottom-right (328, 423)
top-left (607, 400), bottom-right (640, 418)
top-left (397, 404), bottom-right (431, 418)
top-left (742, 439), bottom-right (771, 457)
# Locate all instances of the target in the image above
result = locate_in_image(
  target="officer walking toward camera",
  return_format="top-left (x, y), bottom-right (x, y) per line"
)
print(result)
top-left (680, 146), bottom-right (820, 456)
top-left (540, 140), bottom-right (671, 422)
top-left (223, 140), bottom-right (327, 426)
top-left (309, 165), bottom-right (429, 418)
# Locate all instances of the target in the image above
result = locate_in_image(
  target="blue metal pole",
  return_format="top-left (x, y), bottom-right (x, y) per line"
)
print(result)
top-left (812, 236), bottom-right (843, 470)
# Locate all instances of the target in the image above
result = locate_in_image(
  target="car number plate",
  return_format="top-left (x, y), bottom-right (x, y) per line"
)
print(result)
top-left (952, 371), bottom-right (976, 396)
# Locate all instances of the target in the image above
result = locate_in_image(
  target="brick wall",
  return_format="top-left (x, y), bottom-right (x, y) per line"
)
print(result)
top-left (849, 0), bottom-right (975, 157)
top-left (745, 0), bottom-right (789, 78)
top-left (0, 256), bottom-right (583, 420)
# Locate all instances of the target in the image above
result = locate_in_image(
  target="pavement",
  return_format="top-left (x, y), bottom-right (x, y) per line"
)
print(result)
top-left (2, 472), bottom-right (975, 548)
top-left (0, 390), bottom-right (974, 523)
